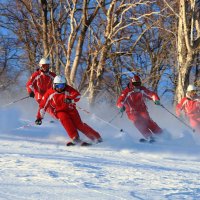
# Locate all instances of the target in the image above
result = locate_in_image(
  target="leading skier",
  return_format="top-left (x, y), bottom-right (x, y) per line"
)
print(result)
top-left (35, 75), bottom-right (103, 146)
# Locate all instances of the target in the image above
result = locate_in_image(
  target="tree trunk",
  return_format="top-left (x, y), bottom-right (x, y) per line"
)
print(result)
top-left (175, 60), bottom-right (191, 102)
top-left (40, 0), bottom-right (49, 57)
top-left (70, 25), bottom-right (88, 86)
top-left (87, 52), bottom-right (98, 104)
top-left (175, 0), bottom-right (194, 102)
top-left (69, 0), bottom-right (101, 86)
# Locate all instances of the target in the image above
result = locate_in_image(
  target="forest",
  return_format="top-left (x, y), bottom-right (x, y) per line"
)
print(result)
top-left (0, 0), bottom-right (199, 105)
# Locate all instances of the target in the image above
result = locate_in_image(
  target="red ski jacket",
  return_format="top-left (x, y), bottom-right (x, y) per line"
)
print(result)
top-left (117, 85), bottom-right (160, 113)
top-left (26, 70), bottom-right (56, 102)
top-left (37, 86), bottom-right (81, 119)
top-left (176, 97), bottom-right (200, 119)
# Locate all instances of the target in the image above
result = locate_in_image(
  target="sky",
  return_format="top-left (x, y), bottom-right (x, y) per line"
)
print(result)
top-left (0, 98), bottom-right (200, 200)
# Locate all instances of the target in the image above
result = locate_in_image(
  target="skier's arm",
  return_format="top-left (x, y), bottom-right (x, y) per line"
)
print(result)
top-left (142, 87), bottom-right (160, 102)
top-left (26, 72), bottom-right (38, 95)
top-left (116, 88), bottom-right (129, 108)
top-left (65, 86), bottom-right (81, 102)
top-left (176, 98), bottom-right (186, 117)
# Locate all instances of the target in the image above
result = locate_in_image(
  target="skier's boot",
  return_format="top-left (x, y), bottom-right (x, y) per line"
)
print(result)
top-left (80, 141), bottom-right (92, 146)
top-left (96, 137), bottom-right (103, 144)
top-left (66, 141), bottom-right (76, 146)
top-left (149, 136), bottom-right (156, 143)
top-left (139, 138), bottom-right (148, 143)
top-left (66, 137), bottom-right (81, 146)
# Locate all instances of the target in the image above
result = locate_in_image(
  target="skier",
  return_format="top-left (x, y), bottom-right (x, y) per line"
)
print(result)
top-left (26, 58), bottom-right (56, 103)
top-left (176, 84), bottom-right (200, 133)
top-left (26, 58), bottom-right (56, 121)
top-left (35, 75), bottom-right (103, 146)
top-left (117, 75), bottom-right (163, 142)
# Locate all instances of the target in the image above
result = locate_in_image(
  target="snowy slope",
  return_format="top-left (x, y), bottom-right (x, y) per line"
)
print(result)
top-left (0, 99), bottom-right (200, 200)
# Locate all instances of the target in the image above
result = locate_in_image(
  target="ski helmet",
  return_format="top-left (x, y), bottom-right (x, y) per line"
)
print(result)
top-left (132, 75), bottom-right (141, 83)
top-left (53, 75), bottom-right (66, 84)
top-left (187, 84), bottom-right (197, 92)
top-left (53, 75), bottom-right (67, 91)
top-left (131, 75), bottom-right (141, 87)
top-left (39, 58), bottom-right (50, 66)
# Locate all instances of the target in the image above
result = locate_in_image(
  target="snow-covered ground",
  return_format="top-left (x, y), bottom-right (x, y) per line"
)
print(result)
top-left (0, 98), bottom-right (200, 200)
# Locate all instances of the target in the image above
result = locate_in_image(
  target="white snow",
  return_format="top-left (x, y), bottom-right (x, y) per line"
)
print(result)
top-left (0, 98), bottom-right (200, 200)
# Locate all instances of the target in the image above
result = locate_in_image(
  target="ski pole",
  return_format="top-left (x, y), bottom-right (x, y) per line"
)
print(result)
top-left (77, 106), bottom-right (137, 141)
top-left (160, 104), bottom-right (195, 132)
top-left (77, 106), bottom-right (124, 132)
top-left (108, 110), bottom-right (122, 123)
top-left (2, 96), bottom-right (30, 107)
top-left (15, 121), bottom-right (35, 130)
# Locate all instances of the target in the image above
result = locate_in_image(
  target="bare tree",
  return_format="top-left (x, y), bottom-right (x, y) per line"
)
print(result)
top-left (63, 0), bottom-right (104, 86)
top-left (84, 0), bottom-right (169, 104)
top-left (0, 36), bottom-right (24, 92)
top-left (0, 1), bottom-right (45, 71)
top-left (163, 0), bottom-right (200, 102)
top-left (3, 0), bottom-right (198, 106)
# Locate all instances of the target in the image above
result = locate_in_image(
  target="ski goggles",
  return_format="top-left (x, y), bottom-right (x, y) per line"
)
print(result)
top-left (132, 81), bottom-right (141, 86)
top-left (40, 64), bottom-right (49, 71)
top-left (54, 83), bottom-right (66, 89)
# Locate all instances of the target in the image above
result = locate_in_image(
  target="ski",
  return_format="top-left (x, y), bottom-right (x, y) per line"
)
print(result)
top-left (66, 141), bottom-right (92, 147)
top-left (80, 141), bottom-right (92, 146)
top-left (66, 141), bottom-right (76, 146)
top-left (139, 138), bottom-right (148, 143)
top-left (139, 138), bottom-right (156, 143)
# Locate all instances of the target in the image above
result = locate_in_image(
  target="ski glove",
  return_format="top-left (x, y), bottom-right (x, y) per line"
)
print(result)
top-left (29, 91), bottom-right (35, 98)
top-left (120, 106), bottom-right (126, 113)
top-left (35, 118), bottom-right (42, 125)
top-left (154, 100), bottom-right (160, 105)
top-left (64, 98), bottom-right (72, 104)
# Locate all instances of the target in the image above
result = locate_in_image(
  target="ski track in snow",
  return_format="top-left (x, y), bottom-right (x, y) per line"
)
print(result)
top-left (0, 104), bottom-right (200, 200)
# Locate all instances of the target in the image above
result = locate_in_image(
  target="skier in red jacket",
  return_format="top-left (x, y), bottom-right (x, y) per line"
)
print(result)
top-left (35, 75), bottom-right (102, 145)
top-left (117, 75), bottom-right (162, 142)
top-left (176, 84), bottom-right (200, 133)
top-left (26, 58), bottom-right (56, 103)
top-left (26, 58), bottom-right (56, 120)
